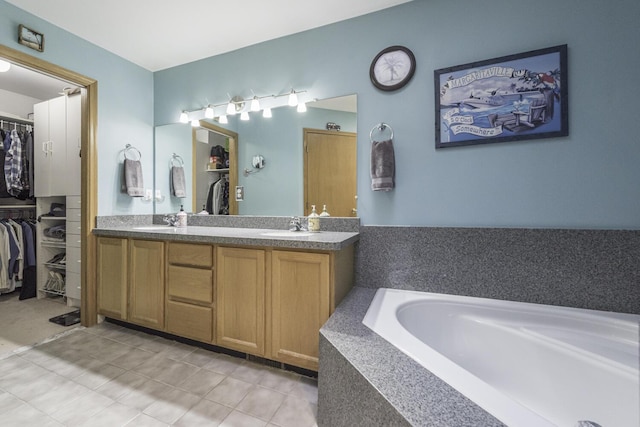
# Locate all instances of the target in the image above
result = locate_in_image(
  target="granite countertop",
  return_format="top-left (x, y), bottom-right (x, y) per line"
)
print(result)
top-left (92, 225), bottom-right (359, 251)
top-left (320, 287), bottom-right (503, 426)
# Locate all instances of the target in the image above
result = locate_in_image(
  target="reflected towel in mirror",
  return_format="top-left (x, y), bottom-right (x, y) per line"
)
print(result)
top-left (171, 165), bottom-right (186, 198)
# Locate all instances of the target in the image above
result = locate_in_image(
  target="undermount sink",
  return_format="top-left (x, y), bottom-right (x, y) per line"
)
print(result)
top-left (261, 231), bottom-right (315, 237)
top-left (131, 226), bottom-right (171, 230)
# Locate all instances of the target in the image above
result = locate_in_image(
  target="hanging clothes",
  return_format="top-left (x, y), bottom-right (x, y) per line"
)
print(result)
top-left (4, 130), bottom-right (24, 197)
top-left (205, 175), bottom-right (229, 215)
top-left (0, 218), bottom-right (36, 295)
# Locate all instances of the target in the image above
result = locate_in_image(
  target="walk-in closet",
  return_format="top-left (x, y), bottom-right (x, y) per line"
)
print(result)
top-left (0, 61), bottom-right (83, 355)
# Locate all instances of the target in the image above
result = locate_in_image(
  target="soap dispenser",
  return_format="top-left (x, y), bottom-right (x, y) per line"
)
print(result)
top-left (319, 205), bottom-right (330, 217)
top-left (176, 205), bottom-right (187, 227)
top-left (197, 204), bottom-right (209, 215)
top-left (308, 205), bottom-right (320, 232)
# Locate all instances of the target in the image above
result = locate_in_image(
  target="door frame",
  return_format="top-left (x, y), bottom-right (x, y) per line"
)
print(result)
top-left (0, 44), bottom-right (99, 327)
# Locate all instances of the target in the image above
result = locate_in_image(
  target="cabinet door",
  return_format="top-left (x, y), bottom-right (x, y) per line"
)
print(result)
top-left (96, 237), bottom-right (127, 320)
top-left (48, 96), bottom-right (67, 196)
top-left (216, 247), bottom-right (265, 355)
top-left (33, 100), bottom-right (51, 197)
top-left (128, 239), bottom-right (165, 329)
top-left (271, 250), bottom-right (330, 371)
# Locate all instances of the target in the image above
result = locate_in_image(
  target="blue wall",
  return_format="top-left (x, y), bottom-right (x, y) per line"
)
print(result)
top-left (0, 0), bottom-right (154, 216)
top-left (155, 0), bottom-right (640, 229)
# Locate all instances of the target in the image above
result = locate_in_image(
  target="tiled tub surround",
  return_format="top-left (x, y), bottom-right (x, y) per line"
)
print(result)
top-left (318, 227), bottom-right (640, 426)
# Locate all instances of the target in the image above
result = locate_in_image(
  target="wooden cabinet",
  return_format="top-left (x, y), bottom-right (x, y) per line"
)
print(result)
top-left (216, 246), bottom-right (266, 355)
top-left (95, 234), bottom-right (354, 372)
top-left (271, 250), bottom-right (330, 370)
top-left (166, 243), bottom-right (214, 342)
top-left (128, 239), bottom-right (165, 329)
top-left (96, 237), bottom-right (128, 320)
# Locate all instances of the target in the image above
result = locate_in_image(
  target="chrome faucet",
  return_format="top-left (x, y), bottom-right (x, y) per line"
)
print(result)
top-left (289, 216), bottom-right (307, 231)
top-left (163, 214), bottom-right (178, 227)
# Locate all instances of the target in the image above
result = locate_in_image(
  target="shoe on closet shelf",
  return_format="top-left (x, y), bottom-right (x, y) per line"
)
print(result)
top-left (46, 252), bottom-right (66, 264)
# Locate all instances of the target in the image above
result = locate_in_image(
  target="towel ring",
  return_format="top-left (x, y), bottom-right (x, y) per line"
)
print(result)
top-left (370, 122), bottom-right (394, 142)
top-left (171, 153), bottom-right (184, 167)
top-left (124, 144), bottom-right (142, 160)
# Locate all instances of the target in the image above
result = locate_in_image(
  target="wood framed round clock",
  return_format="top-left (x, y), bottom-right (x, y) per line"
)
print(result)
top-left (370, 45), bottom-right (416, 91)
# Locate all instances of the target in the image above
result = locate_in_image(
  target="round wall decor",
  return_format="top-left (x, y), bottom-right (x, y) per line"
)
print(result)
top-left (370, 45), bottom-right (416, 91)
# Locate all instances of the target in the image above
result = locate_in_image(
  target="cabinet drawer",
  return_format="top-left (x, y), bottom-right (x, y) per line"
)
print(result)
top-left (66, 220), bottom-right (81, 236)
top-left (66, 207), bottom-right (81, 222)
top-left (166, 301), bottom-right (213, 343)
top-left (66, 196), bottom-right (81, 207)
top-left (168, 243), bottom-right (213, 268)
top-left (65, 271), bottom-right (81, 300)
top-left (66, 246), bottom-right (81, 273)
top-left (167, 265), bottom-right (213, 304)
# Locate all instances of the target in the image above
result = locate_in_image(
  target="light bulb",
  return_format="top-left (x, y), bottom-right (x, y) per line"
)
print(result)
top-left (226, 101), bottom-right (236, 115)
top-left (179, 111), bottom-right (189, 123)
top-left (250, 97), bottom-right (260, 112)
top-left (204, 106), bottom-right (214, 119)
top-left (0, 59), bottom-right (10, 73)
top-left (288, 90), bottom-right (298, 107)
top-left (297, 102), bottom-right (307, 113)
top-left (191, 119), bottom-right (200, 127)
top-left (262, 107), bottom-right (272, 118)
top-left (240, 111), bottom-right (250, 121)
top-left (219, 115), bottom-right (228, 124)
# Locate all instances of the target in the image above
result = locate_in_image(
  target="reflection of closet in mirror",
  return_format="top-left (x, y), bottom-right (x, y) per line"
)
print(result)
top-left (192, 121), bottom-right (238, 215)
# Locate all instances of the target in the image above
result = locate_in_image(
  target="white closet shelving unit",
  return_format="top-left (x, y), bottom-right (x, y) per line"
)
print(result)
top-left (34, 92), bottom-right (82, 307)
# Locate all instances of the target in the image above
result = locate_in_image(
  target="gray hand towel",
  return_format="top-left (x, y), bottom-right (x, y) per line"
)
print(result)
top-left (370, 139), bottom-right (395, 191)
top-left (171, 165), bottom-right (187, 198)
top-left (124, 159), bottom-right (144, 197)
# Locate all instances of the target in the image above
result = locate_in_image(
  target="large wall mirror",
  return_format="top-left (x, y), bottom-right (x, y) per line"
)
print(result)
top-left (154, 94), bottom-right (357, 217)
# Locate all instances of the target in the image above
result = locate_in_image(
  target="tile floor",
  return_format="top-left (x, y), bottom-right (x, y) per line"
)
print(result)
top-left (0, 322), bottom-right (318, 426)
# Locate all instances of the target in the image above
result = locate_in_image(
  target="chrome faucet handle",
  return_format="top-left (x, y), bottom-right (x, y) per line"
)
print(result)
top-left (163, 214), bottom-right (177, 226)
top-left (289, 216), bottom-right (302, 231)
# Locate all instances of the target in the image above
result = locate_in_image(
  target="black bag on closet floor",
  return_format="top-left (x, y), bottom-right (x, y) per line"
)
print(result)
top-left (19, 266), bottom-right (36, 300)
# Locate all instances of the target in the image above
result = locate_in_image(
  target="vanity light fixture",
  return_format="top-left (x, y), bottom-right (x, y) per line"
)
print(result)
top-left (191, 119), bottom-right (200, 127)
top-left (178, 88), bottom-right (306, 124)
top-left (250, 96), bottom-right (260, 112)
top-left (288, 89), bottom-right (298, 106)
top-left (204, 105), bottom-right (214, 119)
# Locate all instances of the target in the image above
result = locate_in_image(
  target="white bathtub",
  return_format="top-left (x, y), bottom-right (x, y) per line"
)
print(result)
top-left (363, 288), bottom-right (640, 427)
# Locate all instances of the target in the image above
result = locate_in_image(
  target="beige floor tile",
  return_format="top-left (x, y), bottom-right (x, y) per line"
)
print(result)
top-left (177, 368), bottom-right (225, 396)
top-left (73, 362), bottom-right (126, 389)
top-left (292, 376), bottom-right (318, 404)
top-left (142, 387), bottom-right (200, 424)
top-left (96, 370), bottom-right (149, 401)
top-left (157, 341), bottom-right (196, 361)
top-left (153, 358), bottom-right (200, 387)
top-left (205, 376), bottom-right (254, 407)
top-left (4, 401), bottom-right (64, 427)
top-left (78, 401), bottom-right (140, 427)
top-left (229, 361), bottom-right (268, 384)
top-left (236, 386), bottom-right (286, 421)
top-left (220, 410), bottom-right (267, 427)
top-left (174, 398), bottom-right (232, 427)
top-left (137, 336), bottom-right (175, 353)
top-left (50, 389), bottom-right (114, 426)
top-left (0, 389), bottom-right (24, 412)
top-left (203, 353), bottom-right (244, 375)
top-left (270, 395), bottom-right (318, 427)
top-left (28, 379), bottom-right (91, 414)
top-left (258, 368), bottom-right (300, 394)
top-left (117, 379), bottom-right (173, 411)
top-left (1, 369), bottom-right (64, 402)
top-left (110, 346), bottom-right (156, 370)
top-left (180, 347), bottom-right (220, 367)
top-left (124, 413), bottom-right (170, 426)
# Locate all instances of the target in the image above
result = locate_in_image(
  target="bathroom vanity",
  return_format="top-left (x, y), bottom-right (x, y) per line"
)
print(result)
top-left (93, 223), bottom-right (358, 371)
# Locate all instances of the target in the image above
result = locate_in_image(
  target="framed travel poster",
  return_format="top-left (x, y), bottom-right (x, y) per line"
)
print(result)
top-left (435, 45), bottom-right (568, 148)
